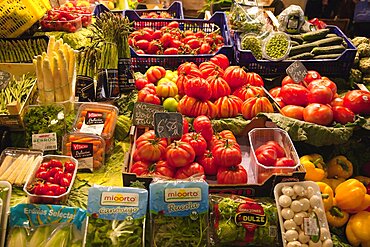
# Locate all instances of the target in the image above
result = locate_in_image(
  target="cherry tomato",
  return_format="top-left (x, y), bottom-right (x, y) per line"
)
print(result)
top-left (64, 161), bottom-right (76, 173)
top-left (50, 159), bottom-right (63, 168)
top-left (163, 47), bottom-right (178, 55)
top-left (60, 177), bottom-right (71, 187)
top-left (54, 171), bottom-right (64, 184)
top-left (55, 186), bottom-right (67, 196)
top-left (34, 183), bottom-right (47, 195)
top-left (36, 171), bottom-right (49, 180)
top-left (199, 43), bottom-right (211, 54)
top-left (48, 167), bottom-right (63, 177)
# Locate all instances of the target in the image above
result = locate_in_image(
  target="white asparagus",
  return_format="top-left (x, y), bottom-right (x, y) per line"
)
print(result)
top-left (42, 58), bottom-right (55, 103)
top-left (47, 36), bottom-right (55, 57)
top-left (57, 49), bottom-right (69, 101)
top-left (35, 55), bottom-right (45, 103)
top-left (7, 155), bottom-right (29, 184)
top-left (23, 156), bottom-right (43, 185)
top-left (0, 155), bottom-right (24, 182)
top-left (53, 54), bottom-right (64, 102)
top-left (0, 156), bottom-right (14, 176)
top-left (67, 48), bottom-right (75, 100)
top-left (14, 155), bottom-right (35, 186)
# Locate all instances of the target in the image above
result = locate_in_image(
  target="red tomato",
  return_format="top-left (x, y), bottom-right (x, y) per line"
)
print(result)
top-left (332, 106), bottom-right (355, 124)
top-left (137, 89), bottom-right (161, 105)
top-left (163, 47), bottom-right (178, 55)
top-left (151, 30), bottom-right (162, 40)
top-left (245, 72), bottom-right (264, 87)
top-left (146, 66), bottom-right (166, 84)
top-left (223, 66), bottom-right (248, 89)
top-left (183, 118), bottom-right (189, 134)
top-left (280, 84), bottom-right (309, 106)
top-left (303, 103), bottom-right (334, 126)
top-left (174, 162), bottom-right (205, 179)
top-left (274, 157), bottom-right (295, 167)
top-left (269, 87), bottom-right (281, 98)
top-left (160, 32), bottom-right (173, 48)
top-left (254, 145), bottom-right (277, 166)
top-left (134, 130), bottom-right (168, 162)
top-left (207, 75), bottom-right (231, 101)
top-left (265, 141), bottom-right (285, 158)
top-left (59, 177), bottom-right (71, 187)
top-left (217, 164), bottom-right (248, 184)
top-left (275, 97), bottom-right (286, 108)
top-left (196, 150), bottom-right (217, 176)
top-left (36, 171), bottom-right (49, 180)
top-left (55, 186), bottom-right (67, 196)
top-left (170, 39), bottom-right (182, 49)
top-left (54, 171), bottom-right (64, 184)
top-left (135, 78), bottom-right (150, 90)
top-left (136, 49), bottom-right (145, 54)
top-left (166, 141), bottom-right (196, 168)
top-left (233, 85), bottom-right (264, 101)
top-left (147, 40), bottom-right (161, 54)
top-left (308, 79), bottom-right (337, 99)
top-left (184, 77), bottom-right (211, 101)
top-left (50, 159), bottom-right (63, 168)
top-left (199, 43), bottom-right (211, 54)
top-left (167, 21), bottom-right (179, 28)
top-left (343, 90), bottom-right (370, 115)
top-left (34, 183), bottom-right (47, 195)
top-left (187, 38), bottom-right (201, 49)
top-left (181, 132), bottom-right (207, 157)
top-left (281, 105), bottom-right (304, 120)
top-left (330, 97), bottom-right (344, 107)
top-left (281, 75), bottom-right (303, 86)
top-left (307, 85), bottom-right (333, 104)
top-left (304, 70), bottom-right (321, 84)
top-left (210, 54), bottom-right (229, 70)
top-left (130, 160), bottom-right (175, 178)
top-left (212, 139), bottom-right (242, 168)
top-left (48, 167), bottom-right (63, 177)
top-left (135, 39), bottom-right (150, 51)
top-left (193, 115), bottom-right (213, 142)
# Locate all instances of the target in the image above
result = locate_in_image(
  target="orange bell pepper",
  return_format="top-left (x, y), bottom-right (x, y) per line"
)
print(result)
top-left (335, 178), bottom-right (370, 214)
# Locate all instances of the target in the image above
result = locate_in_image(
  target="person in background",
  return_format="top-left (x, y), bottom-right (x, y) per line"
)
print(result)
top-left (305, 0), bottom-right (324, 19)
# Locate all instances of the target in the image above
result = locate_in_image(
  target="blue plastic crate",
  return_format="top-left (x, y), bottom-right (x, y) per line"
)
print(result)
top-left (234, 25), bottom-right (357, 78)
top-left (123, 1), bottom-right (184, 19)
top-left (128, 12), bottom-right (234, 73)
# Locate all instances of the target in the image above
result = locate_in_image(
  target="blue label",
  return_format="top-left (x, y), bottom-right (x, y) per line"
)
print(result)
top-left (149, 180), bottom-right (209, 217)
top-left (87, 186), bottom-right (148, 220)
top-left (10, 204), bottom-right (87, 229)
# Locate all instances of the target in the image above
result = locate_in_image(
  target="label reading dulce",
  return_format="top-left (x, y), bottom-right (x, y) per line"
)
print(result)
top-left (32, 132), bottom-right (57, 151)
top-left (100, 192), bottom-right (139, 206)
top-left (164, 188), bottom-right (202, 202)
top-left (80, 111), bottom-right (106, 135)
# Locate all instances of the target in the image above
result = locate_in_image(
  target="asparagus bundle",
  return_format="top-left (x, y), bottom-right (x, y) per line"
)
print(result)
top-left (33, 36), bottom-right (75, 103)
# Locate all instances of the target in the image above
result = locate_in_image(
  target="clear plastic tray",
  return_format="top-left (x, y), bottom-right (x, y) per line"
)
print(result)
top-left (63, 132), bottom-right (105, 172)
top-left (23, 155), bottom-right (78, 204)
top-left (40, 16), bottom-right (82, 33)
top-left (0, 181), bottom-right (11, 247)
top-left (274, 181), bottom-right (332, 247)
top-left (262, 32), bottom-right (291, 61)
top-left (248, 128), bottom-right (300, 184)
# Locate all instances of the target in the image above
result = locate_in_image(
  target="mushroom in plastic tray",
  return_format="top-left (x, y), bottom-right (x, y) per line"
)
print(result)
top-left (274, 181), bottom-right (333, 247)
top-left (23, 155), bottom-right (78, 204)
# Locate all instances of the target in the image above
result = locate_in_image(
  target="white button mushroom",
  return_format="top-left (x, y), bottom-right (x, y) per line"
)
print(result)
top-left (322, 239), bottom-right (333, 247)
top-left (320, 228), bottom-right (331, 241)
top-left (309, 240), bottom-right (322, 247)
top-left (287, 241), bottom-right (302, 247)
top-left (279, 194), bottom-right (292, 207)
top-left (293, 184), bottom-right (305, 197)
top-left (294, 212), bottom-right (308, 226)
top-left (298, 230), bottom-right (310, 244)
top-left (313, 208), bottom-right (325, 222)
top-left (282, 208), bottom-right (295, 220)
top-left (306, 186), bottom-right (315, 199)
top-left (285, 229), bottom-right (299, 242)
top-left (284, 219), bottom-right (298, 231)
top-left (299, 198), bottom-right (310, 212)
top-left (282, 186), bottom-right (295, 197)
top-left (291, 200), bottom-right (303, 213)
top-left (309, 195), bottom-right (321, 208)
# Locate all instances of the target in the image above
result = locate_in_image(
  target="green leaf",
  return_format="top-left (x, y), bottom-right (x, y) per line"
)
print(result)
top-left (211, 116), bottom-right (252, 136)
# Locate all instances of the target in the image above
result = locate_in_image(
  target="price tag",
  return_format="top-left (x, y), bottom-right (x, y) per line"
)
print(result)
top-left (32, 133), bottom-right (57, 151)
top-left (0, 70), bottom-right (11, 90)
top-left (80, 111), bottom-right (106, 135)
top-left (71, 142), bottom-right (94, 170)
top-left (286, 61), bottom-right (308, 83)
top-left (303, 217), bottom-right (320, 236)
top-left (133, 102), bottom-right (165, 127)
top-left (154, 112), bottom-right (183, 138)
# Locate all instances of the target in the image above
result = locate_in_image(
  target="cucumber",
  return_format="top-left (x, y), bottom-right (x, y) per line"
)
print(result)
top-left (287, 52), bottom-right (315, 60)
top-left (302, 28), bottom-right (330, 42)
top-left (313, 37), bottom-right (344, 47)
top-left (313, 53), bottom-right (342, 59)
top-left (326, 33), bottom-right (337, 38)
top-left (311, 45), bottom-right (346, 55)
top-left (289, 43), bottom-right (318, 56)
top-left (290, 41), bottom-right (300, 47)
top-left (288, 34), bottom-right (304, 44)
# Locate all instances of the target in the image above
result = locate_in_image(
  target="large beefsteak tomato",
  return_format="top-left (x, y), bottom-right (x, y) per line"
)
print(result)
top-left (233, 85), bottom-right (265, 101)
top-left (280, 84), bottom-right (309, 106)
top-left (199, 61), bottom-right (224, 78)
top-left (212, 139), bottom-right (242, 168)
top-left (207, 75), bottom-right (231, 101)
top-left (166, 141), bottom-right (196, 168)
top-left (174, 162), bottom-right (205, 179)
top-left (245, 72), bottom-right (264, 87)
top-left (223, 66), bottom-right (248, 89)
top-left (217, 164), bottom-right (248, 184)
top-left (130, 160), bottom-right (175, 178)
top-left (193, 115), bottom-right (213, 141)
top-left (210, 54), bottom-right (229, 70)
top-left (303, 103), bottom-right (333, 126)
top-left (214, 95), bottom-right (243, 118)
top-left (184, 77), bottom-right (211, 101)
top-left (197, 150), bottom-right (218, 175)
top-left (343, 90), bottom-right (370, 115)
top-left (134, 130), bottom-right (168, 162)
top-left (241, 96), bottom-right (274, 120)
top-left (181, 132), bottom-right (207, 157)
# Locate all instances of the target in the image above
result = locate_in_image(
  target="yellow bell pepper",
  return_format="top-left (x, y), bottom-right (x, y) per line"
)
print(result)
top-left (300, 154), bottom-right (327, 182)
top-left (316, 182), bottom-right (334, 211)
top-left (335, 178), bottom-right (370, 214)
top-left (321, 177), bottom-right (345, 191)
top-left (326, 206), bottom-right (349, 228)
top-left (327, 155), bottom-right (353, 179)
top-left (346, 211), bottom-right (370, 246)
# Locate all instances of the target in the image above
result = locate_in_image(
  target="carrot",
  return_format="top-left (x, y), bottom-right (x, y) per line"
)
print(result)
top-left (93, 160), bottom-right (102, 169)
top-left (76, 121), bottom-right (83, 129)
top-left (83, 108), bottom-right (114, 114)
top-left (102, 114), bottom-right (112, 135)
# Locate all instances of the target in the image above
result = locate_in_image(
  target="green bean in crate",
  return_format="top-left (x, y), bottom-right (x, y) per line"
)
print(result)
top-left (241, 34), bottom-right (262, 60)
top-left (150, 179), bottom-right (209, 247)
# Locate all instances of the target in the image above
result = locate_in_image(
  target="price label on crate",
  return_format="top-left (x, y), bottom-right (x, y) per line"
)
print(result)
top-left (0, 70), bottom-right (11, 90)
top-left (32, 132), bottom-right (57, 151)
top-left (154, 112), bottom-right (183, 138)
top-left (133, 102), bottom-right (165, 127)
top-left (286, 61), bottom-right (308, 83)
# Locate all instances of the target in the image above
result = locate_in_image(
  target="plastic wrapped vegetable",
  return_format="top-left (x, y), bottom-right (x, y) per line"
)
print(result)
top-left (277, 5), bottom-right (305, 34)
top-left (86, 186), bottom-right (148, 247)
top-left (351, 36), bottom-right (369, 48)
top-left (150, 178), bottom-right (209, 247)
top-left (6, 204), bottom-right (86, 247)
top-left (209, 194), bottom-right (279, 246)
top-left (359, 57), bottom-right (370, 74)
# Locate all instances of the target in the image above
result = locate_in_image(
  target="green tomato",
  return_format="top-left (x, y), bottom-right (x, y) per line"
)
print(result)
top-left (163, 97), bottom-right (178, 112)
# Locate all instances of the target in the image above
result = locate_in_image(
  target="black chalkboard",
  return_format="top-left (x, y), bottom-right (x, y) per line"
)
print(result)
top-left (0, 70), bottom-right (11, 90)
top-left (154, 112), bottom-right (183, 138)
top-left (132, 102), bottom-right (165, 127)
top-left (286, 61), bottom-right (308, 83)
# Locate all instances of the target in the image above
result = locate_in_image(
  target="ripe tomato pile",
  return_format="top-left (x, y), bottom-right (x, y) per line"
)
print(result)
top-left (27, 159), bottom-right (76, 198)
top-left (140, 11), bottom-right (173, 19)
top-left (254, 141), bottom-right (295, 167)
top-left (129, 21), bottom-right (225, 55)
top-left (130, 115), bottom-right (248, 184)
top-left (41, 10), bottom-right (82, 32)
top-left (58, 5), bottom-right (92, 27)
top-left (270, 71), bottom-right (370, 126)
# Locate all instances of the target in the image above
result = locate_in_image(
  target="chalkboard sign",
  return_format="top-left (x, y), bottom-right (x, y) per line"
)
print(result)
top-left (0, 70), bottom-right (11, 90)
top-left (154, 112), bottom-right (183, 138)
top-left (132, 102), bottom-right (165, 127)
top-left (286, 61), bottom-right (308, 83)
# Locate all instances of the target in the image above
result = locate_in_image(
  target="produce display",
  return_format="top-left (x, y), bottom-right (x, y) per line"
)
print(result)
top-left (140, 11), bottom-right (173, 19)
top-left (0, 38), bottom-right (48, 63)
top-left (350, 37), bottom-right (370, 89)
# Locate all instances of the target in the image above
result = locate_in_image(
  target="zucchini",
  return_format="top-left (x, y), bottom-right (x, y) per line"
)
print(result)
top-left (290, 40), bottom-right (300, 47)
top-left (313, 37), bottom-right (344, 47)
top-left (288, 34), bottom-right (304, 44)
top-left (289, 43), bottom-right (318, 56)
top-left (313, 53), bottom-right (342, 59)
top-left (311, 45), bottom-right (346, 55)
top-left (287, 52), bottom-right (315, 60)
top-left (302, 28), bottom-right (330, 41)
